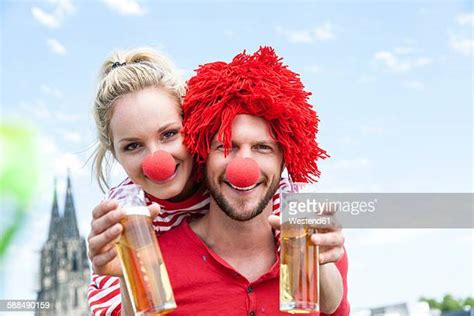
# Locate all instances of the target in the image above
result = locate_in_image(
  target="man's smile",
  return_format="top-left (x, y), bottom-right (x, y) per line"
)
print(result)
top-left (225, 180), bottom-right (262, 192)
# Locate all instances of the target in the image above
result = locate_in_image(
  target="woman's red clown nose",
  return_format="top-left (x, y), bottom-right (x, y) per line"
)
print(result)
top-left (142, 150), bottom-right (176, 182)
top-left (225, 157), bottom-right (260, 189)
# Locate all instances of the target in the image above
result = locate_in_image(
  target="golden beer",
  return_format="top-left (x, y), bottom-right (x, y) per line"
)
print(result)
top-left (280, 222), bottom-right (319, 314)
top-left (116, 212), bottom-right (176, 315)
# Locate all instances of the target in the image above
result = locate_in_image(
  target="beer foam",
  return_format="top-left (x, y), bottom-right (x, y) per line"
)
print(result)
top-left (124, 206), bottom-right (150, 217)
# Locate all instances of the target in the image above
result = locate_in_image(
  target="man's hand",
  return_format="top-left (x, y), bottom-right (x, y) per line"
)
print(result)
top-left (268, 214), bottom-right (345, 265)
top-left (87, 200), bottom-right (161, 276)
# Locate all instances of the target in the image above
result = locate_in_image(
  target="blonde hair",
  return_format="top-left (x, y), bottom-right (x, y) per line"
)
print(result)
top-left (92, 47), bottom-right (186, 192)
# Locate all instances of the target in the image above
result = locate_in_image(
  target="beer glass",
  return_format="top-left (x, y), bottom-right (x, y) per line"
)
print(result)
top-left (280, 183), bottom-right (320, 313)
top-left (115, 185), bottom-right (176, 315)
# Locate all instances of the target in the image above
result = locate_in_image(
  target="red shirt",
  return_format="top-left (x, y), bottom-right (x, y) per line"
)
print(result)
top-left (88, 179), bottom-right (290, 315)
top-left (158, 220), bottom-right (349, 316)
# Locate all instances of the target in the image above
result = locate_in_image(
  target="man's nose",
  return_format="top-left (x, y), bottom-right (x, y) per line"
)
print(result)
top-left (226, 157), bottom-right (260, 188)
top-left (234, 146), bottom-right (253, 159)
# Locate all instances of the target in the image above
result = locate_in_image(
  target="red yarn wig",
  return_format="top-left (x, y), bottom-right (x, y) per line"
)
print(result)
top-left (182, 46), bottom-right (328, 183)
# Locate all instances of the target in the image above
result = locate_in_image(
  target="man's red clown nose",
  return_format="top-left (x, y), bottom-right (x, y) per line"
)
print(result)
top-left (142, 150), bottom-right (176, 182)
top-left (225, 158), bottom-right (260, 188)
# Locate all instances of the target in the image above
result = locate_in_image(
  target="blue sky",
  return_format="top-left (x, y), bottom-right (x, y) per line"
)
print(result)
top-left (1, 0), bottom-right (472, 313)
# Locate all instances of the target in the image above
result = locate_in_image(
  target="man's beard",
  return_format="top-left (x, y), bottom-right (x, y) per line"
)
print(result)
top-left (205, 172), bottom-right (280, 222)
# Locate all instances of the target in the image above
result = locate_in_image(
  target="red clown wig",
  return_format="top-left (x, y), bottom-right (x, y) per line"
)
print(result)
top-left (182, 46), bottom-right (329, 183)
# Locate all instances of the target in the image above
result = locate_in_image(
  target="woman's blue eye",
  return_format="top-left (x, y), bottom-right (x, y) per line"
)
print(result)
top-left (163, 130), bottom-right (178, 139)
top-left (124, 143), bottom-right (140, 151)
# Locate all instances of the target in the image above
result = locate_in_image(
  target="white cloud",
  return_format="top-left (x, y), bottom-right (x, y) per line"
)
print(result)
top-left (47, 38), bottom-right (67, 55)
top-left (276, 26), bottom-right (312, 43)
top-left (61, 131), bottom-right (82, 143)
top-left (276, 23), bottom-right (335, 44)
top-left (56, 153), bottom-right (85, 174)
top-left (374, 51), bottom-right (410, 71)
top-left (449, 32), bottom-right (473, 56)
top-left (54, 0), bottom-right (75, 15)
top-left (38, 136), bottom-right (87, 178)
top-left (35, 137), bottom-right (86, 201)
top-left (413, 57), bottom-right (432, 67)
top-left (54, 112), bottom-right (80, 122)
top-left (31, 7), bottom-right (60, 28)
top-left (313, 23), bottom-right (334, 41)
top-left (31, 0), bottom-right (75, 29)
top-left (404, 80), bottom-right (425, 90)
top-left (102, 0), bottom-right (146, 16)
top-left (25, 99), bottom-right (52, 119)
top-left (41, 84), bottom-right (63, 99)
top-left (448, 13), bottom-right (474, 56)
top-left (456, 13), bottom-right (474, 26)
top-left (373, 50), bottom-right (432, 72)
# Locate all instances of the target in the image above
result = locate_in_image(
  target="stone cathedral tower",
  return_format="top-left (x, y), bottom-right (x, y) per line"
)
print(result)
top-left (36, 173), bottom-right (90, 315)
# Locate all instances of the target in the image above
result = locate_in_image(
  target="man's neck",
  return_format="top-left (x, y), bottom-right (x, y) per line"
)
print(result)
top-left (189, 199), bottom-right (277, 282)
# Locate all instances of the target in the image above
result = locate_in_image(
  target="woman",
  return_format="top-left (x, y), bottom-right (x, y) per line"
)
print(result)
top-left (87, 48), bottom-right (212, 315)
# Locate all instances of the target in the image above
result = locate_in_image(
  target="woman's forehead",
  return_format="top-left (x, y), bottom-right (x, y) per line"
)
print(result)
top-left (110, 88), bottom-right (183, 139)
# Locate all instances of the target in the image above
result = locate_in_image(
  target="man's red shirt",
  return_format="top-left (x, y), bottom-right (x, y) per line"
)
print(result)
top-left (158, 219), bottom-right (349, 316)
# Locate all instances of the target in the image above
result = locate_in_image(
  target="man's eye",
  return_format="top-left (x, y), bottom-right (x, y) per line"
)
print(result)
top-left (163, 130), bottom-right (178, 140)
top-left (215, 144), bottom-right (232, 152)
top-left (124, 143), bottom-right (141, 151)
top-left (256, 144), bottom-right (272, 152)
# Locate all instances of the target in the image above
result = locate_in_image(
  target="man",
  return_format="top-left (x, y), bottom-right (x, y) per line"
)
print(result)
top-left (139, 47), bottom-right (348, 315)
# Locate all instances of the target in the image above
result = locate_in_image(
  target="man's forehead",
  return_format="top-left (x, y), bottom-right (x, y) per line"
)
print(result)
top-left (212, 114), bottom-right (276, 143)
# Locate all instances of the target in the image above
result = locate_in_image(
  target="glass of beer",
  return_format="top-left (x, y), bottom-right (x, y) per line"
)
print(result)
top-left (280, 183), bottom-right (320, 314)
top-left (115, 185), bottom-right (176, 315)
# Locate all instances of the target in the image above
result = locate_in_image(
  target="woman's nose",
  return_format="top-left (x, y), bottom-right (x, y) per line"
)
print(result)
top-left (142, 150), bottom-right (176, 182)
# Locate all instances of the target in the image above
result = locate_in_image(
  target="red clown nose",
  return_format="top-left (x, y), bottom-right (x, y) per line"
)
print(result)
top-left (225, 157), bottom-right (260, 188)
top-left (142, 150), bottom-right (176, 182)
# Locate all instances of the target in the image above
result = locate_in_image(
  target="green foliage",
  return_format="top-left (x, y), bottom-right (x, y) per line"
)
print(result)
top-left (0, 123), bottom-right (39, 260)
top-left (442, 294), bottom-right (462, 312)
top-left (420, 294), bottom-right (473, 312)
top-left (463, 297), bottom-right (474, 307)
top-left (0, 123), bottom-right (39, 204)
top-left (420, 296), bottom-right (441, 310)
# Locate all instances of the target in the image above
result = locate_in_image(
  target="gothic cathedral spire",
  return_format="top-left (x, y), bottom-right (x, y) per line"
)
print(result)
top-left (47, 178), bottom-right (61, 240)
top-left (63, 169), bottom-right (80, 238)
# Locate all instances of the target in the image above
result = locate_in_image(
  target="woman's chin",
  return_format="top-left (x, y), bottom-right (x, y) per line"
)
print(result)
top-left (145, 184), bottom-right (180, 200)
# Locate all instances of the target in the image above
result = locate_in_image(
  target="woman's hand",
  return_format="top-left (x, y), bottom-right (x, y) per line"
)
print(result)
top-left (87, 200), bottom-right (160, 276)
